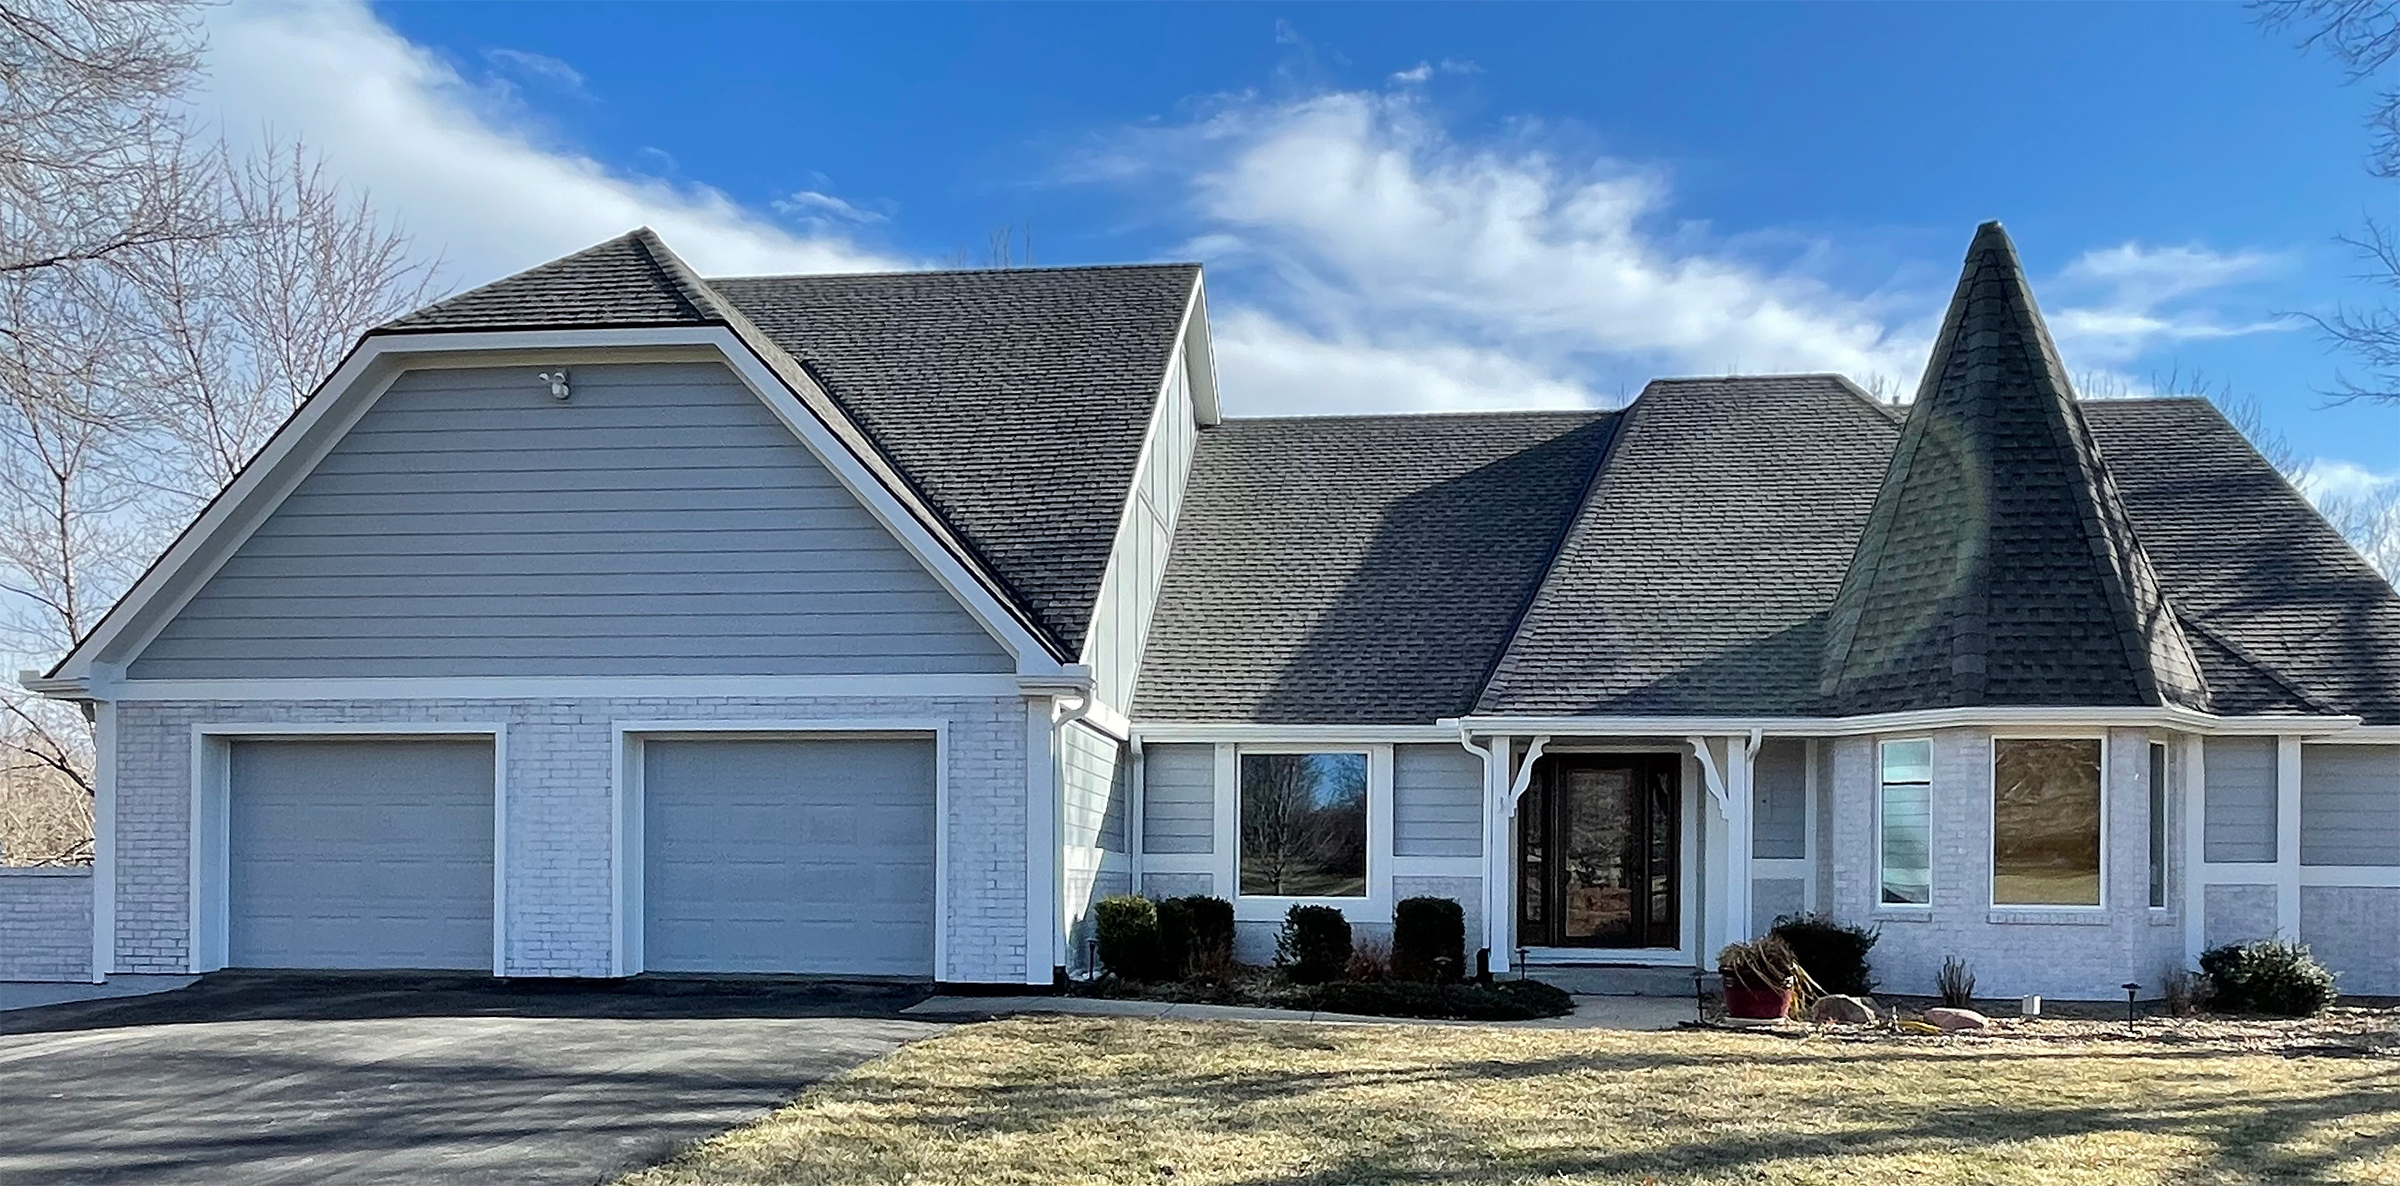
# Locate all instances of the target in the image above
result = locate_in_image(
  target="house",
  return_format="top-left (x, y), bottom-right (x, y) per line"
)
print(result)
top-left (4, 220), bottom-right (2398, 1001)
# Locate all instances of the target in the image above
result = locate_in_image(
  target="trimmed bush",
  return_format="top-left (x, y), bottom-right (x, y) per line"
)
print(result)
top-left (1181, 894), bottom-right (1236, 974)
top-left (1392, 896), bottom-right (1466, 983)
top-left (1152, 894), bottom-right (1235, 979)
top-left (1093, 895), bottom-right (1163, 981)
top-left (1275, 904), bottom-right (1352, 985)
top-left (1769, 912), bottom-right (1879, 996)
top-left (1306, 978), bottom-right (1573, 1021)
top-left (2200, 940), bottom-right (2338, 1017)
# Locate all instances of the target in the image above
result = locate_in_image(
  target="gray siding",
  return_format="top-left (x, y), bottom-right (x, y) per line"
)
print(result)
top-left (1752, 877), bottom-right (1806, 939)
top-left (2302, 886), bottom-right (2400, 995)
top-left (1392, 743), bottom-right (1481, 858)
top-left (131, 362), bottom-right (1010, 679)
top-left (1083, 348), bottom-right (1196, 710)
top-left (2204, 883), bottom-right (2279, 949)
top-left (2205, 737), bottom-right (2278, 863)
top-left (1062, 722), bottom-right (1129, 854)
top-left (1141, 742), bottom-right (1213, 854)
top-left (2301, 744), bottom-right (2400, 867)
top-left (1753, 738), bottom-right (1806, 860)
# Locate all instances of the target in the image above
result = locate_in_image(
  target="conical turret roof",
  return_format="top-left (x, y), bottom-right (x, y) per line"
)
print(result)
top-left (1819, 222), bottom-right (2207, 712)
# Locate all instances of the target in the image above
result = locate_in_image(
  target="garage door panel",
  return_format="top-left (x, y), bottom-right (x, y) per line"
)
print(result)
top-left (228, 739), bottom-right (495, 970)
top-left (643, 737), bottom-right (935, 976)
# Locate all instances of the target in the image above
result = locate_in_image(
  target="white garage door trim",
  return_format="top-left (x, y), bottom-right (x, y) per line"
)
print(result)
top-left (188, 722), bottom-right (508, 975)
top-left (610, 719), bottom-right (948, 978)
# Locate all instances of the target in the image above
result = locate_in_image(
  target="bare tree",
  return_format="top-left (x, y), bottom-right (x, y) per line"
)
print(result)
top-left (0, 2), bottom-right (440, 862)
top-left (2257, 1), bottom-right (2400, 402)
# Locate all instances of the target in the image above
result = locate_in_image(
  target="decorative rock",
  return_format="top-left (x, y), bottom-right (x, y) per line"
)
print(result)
top-left (1924, 1007), bottom-right (1990, 1032)
top-left (1810, 994), bottom-right (1877, 1025)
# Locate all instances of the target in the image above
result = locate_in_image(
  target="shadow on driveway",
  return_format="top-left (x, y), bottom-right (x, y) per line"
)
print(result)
top-left (0, 971), bottom-right (949, 1186)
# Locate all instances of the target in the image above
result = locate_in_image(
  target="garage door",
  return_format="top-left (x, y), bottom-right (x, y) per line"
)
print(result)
top-left (228, 739), bottom-right (495, 970)
top-left (642, 737), bottom-right (935, 976)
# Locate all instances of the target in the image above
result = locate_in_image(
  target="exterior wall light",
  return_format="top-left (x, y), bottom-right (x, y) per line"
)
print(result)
top-left (537, 369), bottom-right (571, 401)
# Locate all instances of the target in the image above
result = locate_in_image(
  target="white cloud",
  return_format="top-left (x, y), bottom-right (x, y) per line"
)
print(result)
top-left (1137, 91), bottom-right (1931, 413)
top-left (193, 2), bottom-right (903, 289)
top-left (2048, 242), bottom-right (2289, 365)
top-left (2299, 458), bottom-right (2400, 504)
top-left (481, 47), bottom-right (587, 95)
top-left (772, 189), bottom-right (888, 226)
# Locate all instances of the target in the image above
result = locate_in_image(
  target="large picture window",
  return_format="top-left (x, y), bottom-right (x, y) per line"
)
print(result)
top-left (1993, 738), bottom-right (2104, 907)
top-left (1879, 740), bottom-right (1932, 906)
top-left (1239, 751), bottom-right (1368, 897)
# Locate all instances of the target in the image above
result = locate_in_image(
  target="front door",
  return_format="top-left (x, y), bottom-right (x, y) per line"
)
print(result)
top-left (1518, 754), bottom-right (1679, 949)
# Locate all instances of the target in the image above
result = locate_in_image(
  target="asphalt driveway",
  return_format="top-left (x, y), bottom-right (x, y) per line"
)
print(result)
top-left (0, 972), bottom-right (946, 1185)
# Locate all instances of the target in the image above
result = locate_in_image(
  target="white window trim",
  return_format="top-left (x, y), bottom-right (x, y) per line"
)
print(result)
top-left (187, 722), bottom-right (508, 977)
top-left (2148, 740), bottom-right (2172, 912)
top-left (1230, 744), bottom-right (1387, 919)
top-left (1988, 732), bottom-right (2110, 912)
top-left (1876, 737), bottom-right (1934, 912)
top-left (608, 718), bottom-right (950, 980)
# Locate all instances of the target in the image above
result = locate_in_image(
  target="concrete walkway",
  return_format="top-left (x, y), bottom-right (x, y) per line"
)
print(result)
top-left (905, 991), bottom-right (1697, 1030)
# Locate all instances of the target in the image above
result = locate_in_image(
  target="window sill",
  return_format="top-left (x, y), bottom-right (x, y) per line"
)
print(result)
top-left (2148, 909), bottom-right (2180, 926)
top-left (1871, 909), bottom-right (1934, 923)
top-left (1987, 909), bottom-right (2112, 926)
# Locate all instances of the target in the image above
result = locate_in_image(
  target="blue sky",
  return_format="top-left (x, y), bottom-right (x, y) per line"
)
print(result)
top-left (201, 3), bottom-right (2397, 489)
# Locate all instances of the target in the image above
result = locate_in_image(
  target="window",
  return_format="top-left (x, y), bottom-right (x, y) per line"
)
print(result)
top-left (1878, 740), bottom-right (1932, 906)
top-left (1992, 738), bottom-right (2104, 907)
top-left (2149, 742), bottom-right (2169, 909)
top-left (1239, 751), bottom-right (1368, 897)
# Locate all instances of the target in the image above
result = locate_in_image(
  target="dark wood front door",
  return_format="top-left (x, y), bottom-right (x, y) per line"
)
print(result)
top-left (1518, 754), bottom-right (1679, 949)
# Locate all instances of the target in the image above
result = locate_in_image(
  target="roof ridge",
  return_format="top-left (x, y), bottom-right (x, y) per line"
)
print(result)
top-left (1219, 408), bottom-right (1616, 426)
top-left (707, 261), bottom-right (1204, 284)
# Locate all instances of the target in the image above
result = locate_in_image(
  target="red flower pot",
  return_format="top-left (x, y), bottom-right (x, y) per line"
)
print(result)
top-left (1723, 982), bottom-right (1793, 1020)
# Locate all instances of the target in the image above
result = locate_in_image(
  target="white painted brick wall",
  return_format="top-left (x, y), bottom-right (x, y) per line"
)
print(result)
top-left (0, 868), bottom-right (92, 981)
top-left (1826, 727), bottom-right (2185, 1001)
top-left (114, 695), bottom-right (1031, 982)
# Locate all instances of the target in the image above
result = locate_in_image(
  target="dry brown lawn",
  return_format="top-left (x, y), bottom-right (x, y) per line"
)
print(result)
top-left (619, 1016), bottom-right (2400, 1186)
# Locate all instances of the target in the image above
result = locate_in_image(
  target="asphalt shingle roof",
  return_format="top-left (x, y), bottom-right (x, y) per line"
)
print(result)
top-left (712, 265), bottom-right (1199, 654)
top-left (1130, 411), bottom-right (1618, 724)
top-left (1818, 221), bottom-right (2208, 713)
top-left (1473, 375), bottom-right (1904, 717)
top-left (2087, 397), bottom-right (2400, 724)
top-left (376, 231), bottom-right (1199, 657)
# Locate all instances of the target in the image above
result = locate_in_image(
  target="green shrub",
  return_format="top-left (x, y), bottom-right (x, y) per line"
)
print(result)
top-left (1769, 912), bottom-right (1879, 996)
top-left (1275, 904), bottom-right (1352, 984)
top-left (1391, 896), bottom-right (1466, 983)
top-left (1093, 895), bottom-right (1163, 981)
top-left (1305, 978), bottom-right (1573, 1021)
top-left (2199, 940), bottom-right (2338, 1017)
top-left (1151, 894), bottom-right (1235, 979)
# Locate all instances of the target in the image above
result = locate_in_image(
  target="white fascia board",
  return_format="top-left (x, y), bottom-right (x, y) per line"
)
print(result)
top-left (1182, 276), bottom-right (1222, 427)
top-left (1449, 706), bottom-right (2364, 738)
top-left (114, 674), bottom-right (1032, 703)
top-left (47, 326), bottom-right (1072, 695)
top-left (1131, 722), bottom-right (1462, 743)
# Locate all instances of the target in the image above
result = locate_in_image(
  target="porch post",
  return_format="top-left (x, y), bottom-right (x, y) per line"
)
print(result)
top-left (1729, 732), bottom-right (1758, 943)
top-left (1483, 733), bottom-right (1513, 972)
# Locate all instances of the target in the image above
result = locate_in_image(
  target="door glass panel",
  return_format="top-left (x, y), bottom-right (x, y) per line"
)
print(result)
top-left (1646, 765), bottom-right (1677, 943)
top-left (1561, 767), bottom-right (1636, 945)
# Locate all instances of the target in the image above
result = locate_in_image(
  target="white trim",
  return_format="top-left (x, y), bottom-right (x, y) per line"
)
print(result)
top-left (2181, 733), bottom-right (2207, 963)
top-left (1987, 733), bottom-right (2111, 912)
top-left (50, 328), bottom-right (1074, 689)
top-left (2278, 736), bottom-right (2303, 938)
top-left (1875, 737), bottom-right (1933, 911)
top-left (1136, 723), bottom-right (1462, 744)
top-left (90, 701), bottom-right (115, 982)
top-left (1025, 700), bottom-right (1055, 985)
top-left (1801, 737), bottom-right (1821, 912)
top-left (1753, 858), bottom-right (1811, 877)
top-left (2298, 866), bottom-right (2400, 887)
top-left (1455, 706), bottom-right (2360, 739)
top-left (1227, 744), bottom-right (1383, 912)
top-left (608, 717), bottom-right (952, 980)
top-left (113, 674), bottom-right (1027, 703)
top-left (187, 722), bottom-right (507, 975)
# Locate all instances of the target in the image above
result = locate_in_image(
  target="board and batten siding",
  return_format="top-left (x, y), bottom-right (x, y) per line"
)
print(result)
top-left (1081, 345), bottom-right (1199, 710)
top-left (1062, 721), bottom-right (1129, 854)
top-left (2301, 744), bottom-right (2400, 867)
top-left (1140, 742), bottom-right (1213, 854)
top-left (1391, 744), bottom-right (1480, 858)
top-left (2204, 736), bottom-right (2278, 864)
top-left (129, 362), bottom-right (1011, 679)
